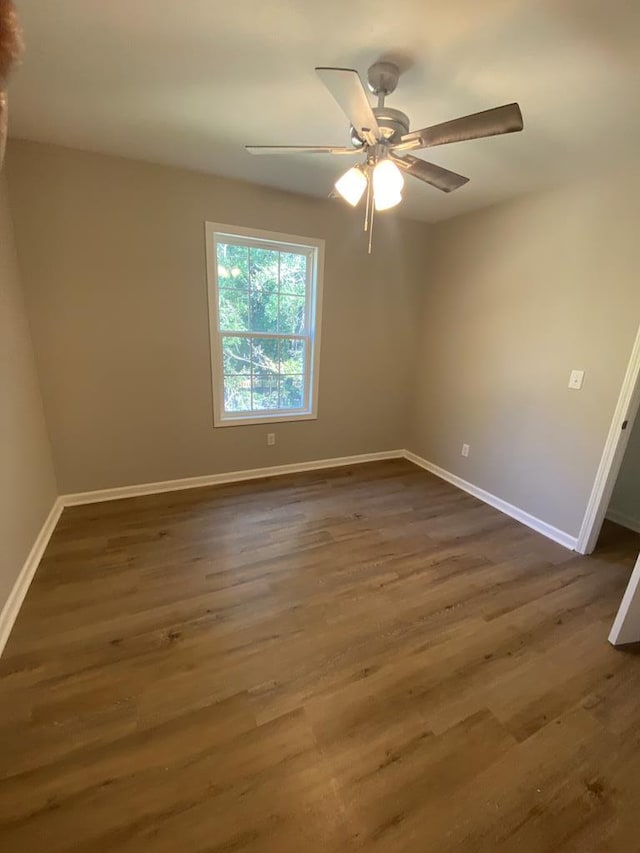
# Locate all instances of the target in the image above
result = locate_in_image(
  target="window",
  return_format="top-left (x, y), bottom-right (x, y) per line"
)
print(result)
top-left (205, 223), bottom-right (324, 427)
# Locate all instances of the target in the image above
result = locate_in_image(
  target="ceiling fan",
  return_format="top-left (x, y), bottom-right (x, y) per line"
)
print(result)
top-left (246, 61), bottom-right (523, 251)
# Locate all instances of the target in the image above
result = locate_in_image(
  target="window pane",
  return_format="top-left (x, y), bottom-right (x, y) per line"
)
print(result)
top-left (280, 338), bottom-right (305, 375)
top-left (222, 336), bottom-right (250, 375)
top-left (209, 228), bottom-right (319, 424)
top-left (250, 247), bottom-right (279, 295)
top-left (252, 375), bottom-right (279, 410)
top-left (216, 243), bottom-right (249, 288)
top-left (279, 252), bottom-right (307, 296)
top-left (280, 375), bottom-right (304, 409)
top-left (218, 288), bottom-right (249, 331)
top-left (249, 288), bottom-right (278, 333)
top-left (251, 337), bottom-right (279, 376)
top-left (224, 375), bottom-right (252, 412)
top-left (279, 295), bottom-right (305, 334)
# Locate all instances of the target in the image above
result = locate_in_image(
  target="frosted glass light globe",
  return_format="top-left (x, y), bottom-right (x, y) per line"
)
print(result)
top-left (373, 160), bottom-right (404, 211)
top-left (335, 166), bottom-right (368, 206)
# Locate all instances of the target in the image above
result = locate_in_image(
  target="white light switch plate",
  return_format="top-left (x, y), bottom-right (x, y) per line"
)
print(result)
top-left (568, 369), bottom-right (585, 390)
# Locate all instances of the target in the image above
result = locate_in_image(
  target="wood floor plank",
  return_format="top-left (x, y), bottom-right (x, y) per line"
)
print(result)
top-left (1, 459), bottom-right (639, 851)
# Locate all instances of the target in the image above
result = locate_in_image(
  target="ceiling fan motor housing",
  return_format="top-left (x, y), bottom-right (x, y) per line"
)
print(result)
top-left (350, 106), bottom-right (410, 148)
top-left (349, 61), bottom-right (409, 147)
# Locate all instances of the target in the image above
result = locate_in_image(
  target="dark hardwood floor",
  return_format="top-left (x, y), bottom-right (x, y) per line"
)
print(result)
top-left (1, 459), bottom-right (639, 851)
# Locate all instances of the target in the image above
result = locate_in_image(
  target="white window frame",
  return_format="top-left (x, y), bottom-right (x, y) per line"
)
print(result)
top-left (205, 222), bottom-right (324, 428)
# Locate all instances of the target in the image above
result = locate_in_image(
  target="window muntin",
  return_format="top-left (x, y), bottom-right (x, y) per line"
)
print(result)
top-left (206, 224), bottom-right (323, 426)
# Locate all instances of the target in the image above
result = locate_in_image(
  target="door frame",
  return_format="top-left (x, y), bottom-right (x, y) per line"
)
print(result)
top-left (609, 553), bottom-right (640, 645)
top-left (576, 322), bottom-right (640, 554)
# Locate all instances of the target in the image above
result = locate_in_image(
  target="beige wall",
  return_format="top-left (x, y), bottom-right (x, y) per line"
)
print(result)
top-left (6, 141), bottom-right (429, 493)
top-left (409, 171), bottom-right (640, 538)
top-left (6, 139), bottom-right (638, 542)
top-left (0, 175), bottom-right (57, 608)
top-left (609, 416), bottom-right (640, 531)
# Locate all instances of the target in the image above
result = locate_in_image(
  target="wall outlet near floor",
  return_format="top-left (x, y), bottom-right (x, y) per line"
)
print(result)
top-left (267, 433), bottom-right (276, 446)
top-left (461, 443), bottom-right (470, 457)
top-left (568, 369), bottom-right (585, 390)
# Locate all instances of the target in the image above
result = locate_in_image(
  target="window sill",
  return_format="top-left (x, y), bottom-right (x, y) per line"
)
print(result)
top-left (213, 411), bottom-right (318, 428)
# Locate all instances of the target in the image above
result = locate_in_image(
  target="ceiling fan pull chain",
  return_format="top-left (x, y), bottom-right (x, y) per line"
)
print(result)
top-left (368, 191), bottom-right (375, 254)
top-left (364, 170), bottom-right (371, 232)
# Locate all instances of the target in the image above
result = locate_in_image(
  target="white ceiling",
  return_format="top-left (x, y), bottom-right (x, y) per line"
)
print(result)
top-left (7, 0), bottom-right (640, 222)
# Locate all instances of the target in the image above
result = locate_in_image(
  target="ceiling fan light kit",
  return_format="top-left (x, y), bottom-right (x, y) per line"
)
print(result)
top-left (334, 164), bottom-right (367, 206)
top-left (247, 60), bottom-right (523, 252)
top-left (371, 157), bottom-right (404, 211)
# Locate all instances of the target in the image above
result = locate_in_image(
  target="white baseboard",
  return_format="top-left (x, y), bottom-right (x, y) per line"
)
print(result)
top-left (403, 450), bottom-right (577, 550)
top-left (62, 450), bottom-right (405, 506)
top-left (62, 450), bottom-right (578, 552)
top-left (606, 508), bottom-right (640, 535)
top-left (0, 497), bottom-right (64, 656)
top-left (1, 452), bottom-right (405, 656)
top-left (2, 446), bottom-right (580, 657)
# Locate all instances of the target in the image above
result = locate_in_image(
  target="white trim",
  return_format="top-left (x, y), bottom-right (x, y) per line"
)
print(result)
top-left (606, 508), bottom-right (640, 536)
top-left (403, 451), bottom-right (577, 550)
top-left (576, 323), bottom-right (640, 554)
top-left (212, 411), bottom-right (318, 428)
top-left (61, 448), bottom-right (579, 545)
top-left (62, 451), bottom-right (405, 506)
top-left (0, 498), bottom-right (64, 656)
top-left (609, 553), bottom-right (640, 646)
top-left (3, 446), bottom-right (588, 656)
top-left (204, 222), bottom-right (324, 428)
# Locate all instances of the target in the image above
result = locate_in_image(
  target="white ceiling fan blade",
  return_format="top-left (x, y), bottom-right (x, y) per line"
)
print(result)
top-left (315, 67), bottom-right (380, 145)
top-left (245, 145), bottom-right (360, 155)
top-left (392, 154), bottom-right (469, 193)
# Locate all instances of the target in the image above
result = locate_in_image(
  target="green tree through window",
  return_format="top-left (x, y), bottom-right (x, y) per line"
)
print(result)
top-left (214, 237), bottom-right (313, 417)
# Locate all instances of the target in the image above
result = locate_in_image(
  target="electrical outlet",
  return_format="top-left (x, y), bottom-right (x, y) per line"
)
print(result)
top-left (568, 369), bottom-right (585, 390)
top-left (461, 443), bottom-right (470, 457)
top-left (267, 433), bottom-right (276, 446)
